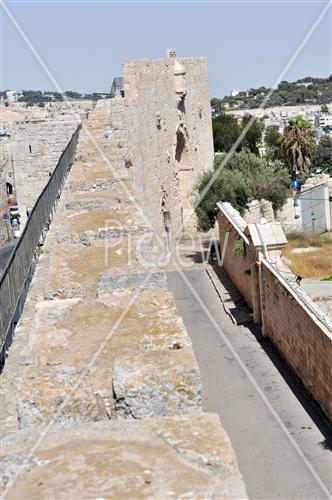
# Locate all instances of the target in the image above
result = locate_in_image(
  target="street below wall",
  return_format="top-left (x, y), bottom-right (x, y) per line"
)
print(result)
top-left (167, 266), bottom-right (331, 500)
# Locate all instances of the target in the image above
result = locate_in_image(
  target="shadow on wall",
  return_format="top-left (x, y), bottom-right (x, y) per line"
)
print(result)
top-left (217, 200), bottom-right (332, 424)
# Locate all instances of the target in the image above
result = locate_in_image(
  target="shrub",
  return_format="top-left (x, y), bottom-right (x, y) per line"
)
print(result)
top-left (194, 150), bottom-right (291, 231)
top-left (233, 239), bottom-right (245, 256)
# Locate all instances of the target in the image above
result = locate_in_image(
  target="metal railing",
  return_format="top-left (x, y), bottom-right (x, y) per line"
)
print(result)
top-left (0, 124), bottom-right (81, 361)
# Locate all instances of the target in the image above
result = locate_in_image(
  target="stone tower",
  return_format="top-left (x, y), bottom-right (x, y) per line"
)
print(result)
top-left (122, 49), bottom-right (214, 238)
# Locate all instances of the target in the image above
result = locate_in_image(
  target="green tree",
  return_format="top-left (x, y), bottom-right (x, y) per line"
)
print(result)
top-left (65, 90), bottom-right (82, 99)
top-left (264, 125), bottom-right (283, 160)
top-left (210, 75), bottom-right (332, 110)
top-left (194, 150), bottom-right (290, 231)
top-left (210, 98), bottom-right (223, 107)
top-left (281, 115), bottom-right (316, 173)
top-left (241, 114), bottom-right (264, 154)
top-left (212, 112), bottom-right (241, 152)
top-left (311, 134), bottom-right (332, 174)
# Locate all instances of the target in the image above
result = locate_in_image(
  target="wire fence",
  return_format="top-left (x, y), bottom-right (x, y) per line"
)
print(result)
top-left (0, 124), bottom-right (81, 361)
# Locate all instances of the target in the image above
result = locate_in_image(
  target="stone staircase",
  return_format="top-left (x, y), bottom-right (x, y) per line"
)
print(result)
top-left (0, 100), bottom-right (247, 498)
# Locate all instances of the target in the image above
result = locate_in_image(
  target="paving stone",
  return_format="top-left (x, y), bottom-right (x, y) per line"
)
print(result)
top-left (112, 350), bottom-right (202, 419)
top-left (97, 271), bottom-right (168, 296)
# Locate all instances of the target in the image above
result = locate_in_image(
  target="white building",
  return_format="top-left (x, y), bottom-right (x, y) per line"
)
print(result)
top-left (319, 114), bottom-right (332, 128)
top-left (5, 90), bottom-right (22, 105)
top-left (5, 91), bottom-right (16, 104)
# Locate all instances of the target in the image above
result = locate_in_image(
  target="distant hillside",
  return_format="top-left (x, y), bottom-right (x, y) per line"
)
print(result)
top-left (0, 90), bottom-right (109, 107)
top-left (212, 76), bottom-right (332, 111)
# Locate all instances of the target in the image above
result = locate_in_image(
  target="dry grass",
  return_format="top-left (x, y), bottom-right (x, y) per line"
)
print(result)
top-left (282, 232), bottom-right (332, 279)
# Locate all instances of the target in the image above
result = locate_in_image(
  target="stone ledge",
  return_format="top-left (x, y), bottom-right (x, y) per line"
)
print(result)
top-left (1, 413), bottom-right (247, 499)
top-left (112, 350), bottom-right (202, 419)
top-left (56, 225), bottom-right (148, 245)
top-left (7, 292), bottom-right (200, 428)
top-left (97, 271), bottom-right (167, 296)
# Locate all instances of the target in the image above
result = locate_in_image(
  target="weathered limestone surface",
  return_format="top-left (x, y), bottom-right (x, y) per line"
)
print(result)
top-left (112, 350), bottom-right (202, 419)
top-left (11, 120), bottom-right (79, 226)
top-left (244, 199), bottom-right (274, 224)
top-left (0, 102), bottom-right (93, 247)
top-left (0, 100), bottom-right (246, 497)
top-left (1, 414), bottom-right (247, 499)
top-left (123, 50), bottom-right (214, 236)
top-left (97, 271), bottom-right (167, 296)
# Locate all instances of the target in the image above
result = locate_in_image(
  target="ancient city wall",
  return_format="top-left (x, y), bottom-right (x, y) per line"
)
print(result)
top-left (261, 260), bottom-right (332, 421)
top-left (0, 101), bottom-right (247, 497)
top-left (123, 50), bottom-right (214, 236)
top-left (11, 120), bottom-right (79, 225)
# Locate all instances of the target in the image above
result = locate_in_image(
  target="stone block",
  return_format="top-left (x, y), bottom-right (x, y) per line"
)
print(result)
top-left (112, 350), bottom-right (202, 419)
top-left (1, 413), bottom-right (247, 499)
top-left (97, 271), bottom-right (167, 296)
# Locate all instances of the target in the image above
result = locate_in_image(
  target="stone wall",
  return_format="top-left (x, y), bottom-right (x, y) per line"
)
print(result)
top-left (0, 101), bottom-right (247, 498)
top-left (217, 202), bottom-right (332, 422)
top-left (276, 197), bottom-right (302, 234)
top-left (217, 210), bottom-right (257, 311)
top-left (123, 50), bottom-right (214, 237)
top-left (0, 117), bottom-right (81, 247)
top-left (262, 261), bottom-right (332, 421)
top-left (244, 199), bottom-right (274, 224)
top-left (10, 120), bottom-right (79, 227)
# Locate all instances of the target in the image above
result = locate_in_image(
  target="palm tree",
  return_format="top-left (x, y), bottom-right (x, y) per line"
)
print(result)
top-left (281, 115), bottom-right (316, 173)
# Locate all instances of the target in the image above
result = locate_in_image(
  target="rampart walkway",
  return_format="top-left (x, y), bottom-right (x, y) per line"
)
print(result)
top-left (0, 101), bottom-right (246, 498)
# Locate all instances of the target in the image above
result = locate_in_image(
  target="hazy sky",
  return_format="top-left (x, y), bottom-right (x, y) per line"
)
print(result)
top-left (1, 1), bottom-right (331, 97)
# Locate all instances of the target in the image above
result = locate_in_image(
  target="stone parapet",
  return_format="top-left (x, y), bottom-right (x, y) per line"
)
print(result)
top-left (1, 414), bottom-right (247, 499)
